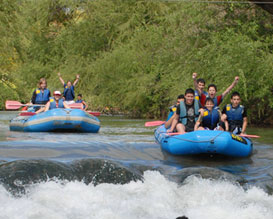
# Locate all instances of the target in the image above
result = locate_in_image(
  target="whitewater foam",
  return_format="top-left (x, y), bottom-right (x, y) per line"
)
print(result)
top-left (0, 171), bottom-right (272, 219)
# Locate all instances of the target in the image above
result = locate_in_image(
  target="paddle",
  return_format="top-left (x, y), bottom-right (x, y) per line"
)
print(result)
top-left (145, 121), bottom-right (165, 127)
top-left (240, 134), bottom-right (260, 138)
top-left (6, 100), bottom-right (83, 110)
top-left (5, 100), bottom-right (44, 110)
top-left (20, 110), bottom-right (101, 117)
top-left (19, 112), bottom-right (36, 116)
top-left (87, 111), bottom-right (101, 116)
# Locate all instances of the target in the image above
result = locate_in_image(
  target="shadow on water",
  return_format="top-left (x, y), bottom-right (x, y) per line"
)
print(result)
top-left (161, 150), bottom-right (253, 168)
top-left (0, 158), bottom-right (143, 196)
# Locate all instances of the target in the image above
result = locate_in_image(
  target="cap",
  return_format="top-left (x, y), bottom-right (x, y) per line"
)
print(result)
top-left (53, 91), bottom-right (62, 96)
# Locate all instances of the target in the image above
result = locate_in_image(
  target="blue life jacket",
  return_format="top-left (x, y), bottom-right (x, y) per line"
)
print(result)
top-left (194, 90), bottom-right (208, 101)
top-left (76, 99), bottom-right (85, 109)
top-left (49, 97), bottom-right (64, 110)
top-left (225, 104), bottom-right (244, 128)
top-left (34, 89), bottom-right (50, 104)
top-left (202, 107), bottom-right (220, 130)
top-left (179, 99), bottom-right (200, 125)
top-left (194, 90), bottom-right (200, 101)
top-left (166, 105), bottom-right (177, 121)
top-left (63, 84), bottom-right (75, 101)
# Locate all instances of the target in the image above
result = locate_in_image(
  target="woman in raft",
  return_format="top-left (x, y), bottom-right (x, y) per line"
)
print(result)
top-left (36, 91), bottom-right (69, 113)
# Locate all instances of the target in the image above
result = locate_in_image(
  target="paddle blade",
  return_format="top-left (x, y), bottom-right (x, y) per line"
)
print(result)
top-left (5, 100), bottom-right (22, 110)
top-left (145, 121), bottom-right (165, 127)
top-left (87, 111), bottom-right (101, 116)
top-left (69, 103), bottom-right (83, 109)
top-left (19, 112), bottom-right (36, 116)
top-left (240, 134), bottom-right (260, 138)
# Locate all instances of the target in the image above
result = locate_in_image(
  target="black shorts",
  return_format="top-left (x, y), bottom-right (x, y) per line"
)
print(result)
top-left (177, 121), bottom-right (194, 132)
top-left (185, 126), bottom-right (194, 132)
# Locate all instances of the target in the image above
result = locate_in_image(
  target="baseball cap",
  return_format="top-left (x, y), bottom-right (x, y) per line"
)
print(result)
top-left (53, 91), bottom-right (62, 96)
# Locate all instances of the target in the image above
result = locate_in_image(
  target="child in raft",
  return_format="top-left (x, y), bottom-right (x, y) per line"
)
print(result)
top-left (194, 97), bottom-right (227, 131)
top-left (221, 91), bottom-right (247, 134)
top-left (75, 94), bottom-right (88, 111)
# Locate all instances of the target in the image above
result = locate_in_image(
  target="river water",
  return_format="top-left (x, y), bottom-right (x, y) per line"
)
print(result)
top-left (0, 111), bottom-right (272, 219)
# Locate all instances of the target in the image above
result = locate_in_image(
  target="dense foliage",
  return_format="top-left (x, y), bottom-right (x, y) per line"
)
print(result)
top-left (1, 0), bottom-right (272, 124)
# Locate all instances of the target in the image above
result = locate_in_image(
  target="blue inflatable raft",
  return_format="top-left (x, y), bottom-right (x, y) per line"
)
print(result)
top-left (154, 125), bottom-right (252, 157)
top-left (10, 108), bottom-right (100, 133)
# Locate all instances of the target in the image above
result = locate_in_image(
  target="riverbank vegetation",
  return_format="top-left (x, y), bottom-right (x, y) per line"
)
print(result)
top-left (1, 0), bottom-right (272, 124)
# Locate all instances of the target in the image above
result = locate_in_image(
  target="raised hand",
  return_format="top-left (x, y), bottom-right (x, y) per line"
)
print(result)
top-left (192, 72), bottom-right (197, 79)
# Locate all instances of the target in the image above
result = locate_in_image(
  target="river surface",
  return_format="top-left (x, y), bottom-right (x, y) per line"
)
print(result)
top-left (0, 111), bottom-right (272, 219)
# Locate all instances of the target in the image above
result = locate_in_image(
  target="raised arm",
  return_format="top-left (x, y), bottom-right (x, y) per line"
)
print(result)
top-left (73, 74), bottom-right (80, 86)
top-left (192, 72), bottom-right (201, 95)
top-left (58, 72), bottom-right (65, 86)
top-left (222, 76), bottom-right (239, 98)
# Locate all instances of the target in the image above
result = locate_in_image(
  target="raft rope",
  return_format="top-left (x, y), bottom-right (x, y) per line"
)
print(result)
top-left (159, 131), bottom-right (225, 144)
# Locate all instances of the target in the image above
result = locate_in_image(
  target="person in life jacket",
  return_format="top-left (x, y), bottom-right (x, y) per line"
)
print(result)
top-left (167, 88), bottom-right (203, 134)
top-left (37, 91), bottom-right (70, 113)
top-left (58, 72), bottom-right (80, 104)
top-left (194, 98), bottom-right (227, 131)
top-left (192, 72), bottom-right (208, 102)
top-left (221, 91), bottom-right (247, 134)
top-left (75, 94), bottom-right (88, 111)
top-left (196, 76), bottom-right (239, 107)
top-left (29, 78), bottom-right (51, 111)
top-left (165, 94), bottom-right (185, 129)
